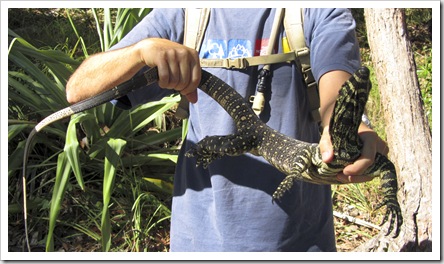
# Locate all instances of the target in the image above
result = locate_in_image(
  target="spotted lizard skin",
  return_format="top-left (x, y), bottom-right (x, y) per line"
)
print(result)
top-left (186, 67), bottom-right (403, 237)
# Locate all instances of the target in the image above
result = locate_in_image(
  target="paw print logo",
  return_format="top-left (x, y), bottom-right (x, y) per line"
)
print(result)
top-left (228, 44), bottom-right (252, 59)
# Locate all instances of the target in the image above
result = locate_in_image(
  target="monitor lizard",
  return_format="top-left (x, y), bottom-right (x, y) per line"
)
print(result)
top-left (186, 66), bottom-right (403, 237)
top-left (23, 66), bottom-right (403, 244)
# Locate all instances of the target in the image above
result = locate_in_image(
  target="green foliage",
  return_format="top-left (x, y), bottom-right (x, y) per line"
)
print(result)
top-left (46, 152), bottom-right (71, 251)
top-left (92, 8), bottom-right (152, 51)
top-left (101, 138), bottom-right (127, 251)
top-left (8, 29), bottom-right (81, 252)
top-left (9, 8), bottom-right (177, 252)
top-left (405, 8), bottom-right (432, 27)
top-left (416, 47), bottom-right (432, 129)
top-left (9, 7), bottom-right (433, 252)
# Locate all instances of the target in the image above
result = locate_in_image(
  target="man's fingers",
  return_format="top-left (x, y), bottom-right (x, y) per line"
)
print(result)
top-left (342, 156), bottom-right (374, 176)
top-left (184, 91), bottom-right (198, 104)
top-left (179, 59), bottom-right (201, 104)
top-left (156, 59), bottom-right (171, 89)
top-left (337, 173), bottom-right (373, 183)
top-left (376, 137), bottom-right (389, 156)
top-left (168, 61), bottom-right (181, 89)
top-left (146, 40), bottom-right (201, 100)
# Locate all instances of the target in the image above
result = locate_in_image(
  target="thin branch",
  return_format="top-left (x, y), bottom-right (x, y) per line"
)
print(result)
top-left (333, 210), bottom-right (381, 230)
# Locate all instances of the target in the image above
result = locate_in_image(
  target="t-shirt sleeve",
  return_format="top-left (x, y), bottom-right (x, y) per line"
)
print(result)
top-left (109, 8), bottom-right (186, 109)
top-left (303, 8), bottom-right (361, 82)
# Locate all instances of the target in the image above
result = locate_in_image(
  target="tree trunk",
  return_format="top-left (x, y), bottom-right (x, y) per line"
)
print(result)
top-left (354, 8), bottom-right (432, 252)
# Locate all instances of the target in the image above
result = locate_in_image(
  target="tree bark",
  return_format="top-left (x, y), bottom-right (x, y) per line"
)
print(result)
top-left (354, 8), bottom-right (432, 252)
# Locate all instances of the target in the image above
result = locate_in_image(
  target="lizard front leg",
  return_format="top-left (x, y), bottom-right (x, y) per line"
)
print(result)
top-left (185, 132), bottom-right (258, 168)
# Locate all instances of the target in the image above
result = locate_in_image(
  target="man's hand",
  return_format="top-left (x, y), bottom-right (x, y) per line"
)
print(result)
top-left (136, 38), bottom-right (201, 103)
top-left (319, 123), bottom-right (389, 183)
top-left (317, 70), bottom-right (389, 184)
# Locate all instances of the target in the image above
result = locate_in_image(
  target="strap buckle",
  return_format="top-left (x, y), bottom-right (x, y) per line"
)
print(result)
top-left (200, 57), bottom-right (248, 69)
top-left (222, 58), bottom-right (248, 69)
top-left (295, 47), bottom-right (310, 58)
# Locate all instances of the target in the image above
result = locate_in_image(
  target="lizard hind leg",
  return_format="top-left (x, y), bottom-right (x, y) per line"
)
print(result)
top-left (368, 154), bottom-right (403, 237)
top-left (272, 174), bottom-right (301, 201)
top-left (375, 171), bottom-right (403, 238)
top-left (272, 152), bottom-right (312, 201)
top-left (185, 132), bottom-right (258, 168)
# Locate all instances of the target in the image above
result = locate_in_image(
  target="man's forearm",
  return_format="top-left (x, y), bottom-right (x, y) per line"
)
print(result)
top-left (66, 38), bottom-right (201, 105)
top-left (318, 70), bottom-right (352, 128)
top-left (66, 43), bottom-right (144, 104)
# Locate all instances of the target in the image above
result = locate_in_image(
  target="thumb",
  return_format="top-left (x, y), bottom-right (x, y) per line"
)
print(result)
top-left (319, 126), bottom-right (334, 163)
top-left (183, 90), bottom-right (198, 104)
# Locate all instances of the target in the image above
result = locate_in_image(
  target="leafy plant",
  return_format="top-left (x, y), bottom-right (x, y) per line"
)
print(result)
top-left (416, 47), bottom-right (432, 129)
top-left (8, 29), bottom-right (81, 252)
top-left (92, 8), bottom-right (152, 51)
top-left (9, 8), bottom-right (179, 252)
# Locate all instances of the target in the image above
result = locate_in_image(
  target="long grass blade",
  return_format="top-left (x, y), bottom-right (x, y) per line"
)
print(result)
top-left (46, 152), bottom-right (72, 252)
top-left (103, 8), bottom-right (112, 51)
top-left (143, 178), bottom-right (174, 195)
top-left (8, 124), bottom-right (29, 142)
top-left (101, 138), bottom-right (127, 251)
top-left (65, 9), bottom-right (89, 57)
top-left (8, 74), bottom-right (47, 113)
top-left (8, 52), bottom-right (66, 110)
top-left (8, 141), bottom-right (26, 178)
top-left (92, 8), bottom-right (105, 52)
top-left (64, 113), bottom-right (95, 190)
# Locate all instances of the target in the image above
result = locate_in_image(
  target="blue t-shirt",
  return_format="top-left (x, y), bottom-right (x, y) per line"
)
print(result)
top-left (112, 8), bottom-right (360, 252)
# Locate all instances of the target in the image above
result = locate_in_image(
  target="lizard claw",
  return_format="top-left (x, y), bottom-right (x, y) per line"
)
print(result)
top-left (185, 145), bottom-right (221, 169)
top-left (376, 196), bottom-right (403, 238)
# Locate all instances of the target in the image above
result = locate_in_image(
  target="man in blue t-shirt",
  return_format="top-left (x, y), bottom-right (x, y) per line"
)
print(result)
top-left (66, 8), bottom-right (388, 251)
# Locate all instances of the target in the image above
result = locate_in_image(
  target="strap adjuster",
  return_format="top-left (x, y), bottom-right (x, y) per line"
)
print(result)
top-left (223, 58), bottom-right (248, 69)
top-left (200, 57), bottom-right (248, 69)
top-left (296, 47), bottom-right (310, 58)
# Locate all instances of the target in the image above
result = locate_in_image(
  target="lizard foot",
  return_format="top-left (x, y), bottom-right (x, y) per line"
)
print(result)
top-left (272, 174), bottom-right (299, 202)
top-left (375, 195), bottom-right (403, 238)
top-left (185, 143), bottom-right (224, 169)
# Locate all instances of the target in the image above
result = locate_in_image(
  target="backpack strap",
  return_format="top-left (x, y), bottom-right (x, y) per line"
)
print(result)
top-left (284, 8), bottom-right (321, 122)
top-left (200, 52), bottom-right (296, 69)
top-left (250, 8), bottom-right (285, 116)
top-left (183, 8), bottom-right (210, 51)
top-left (176, 8), bottom-right (211, 119)
top-left (178, 8), bottom-right (321, 123)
